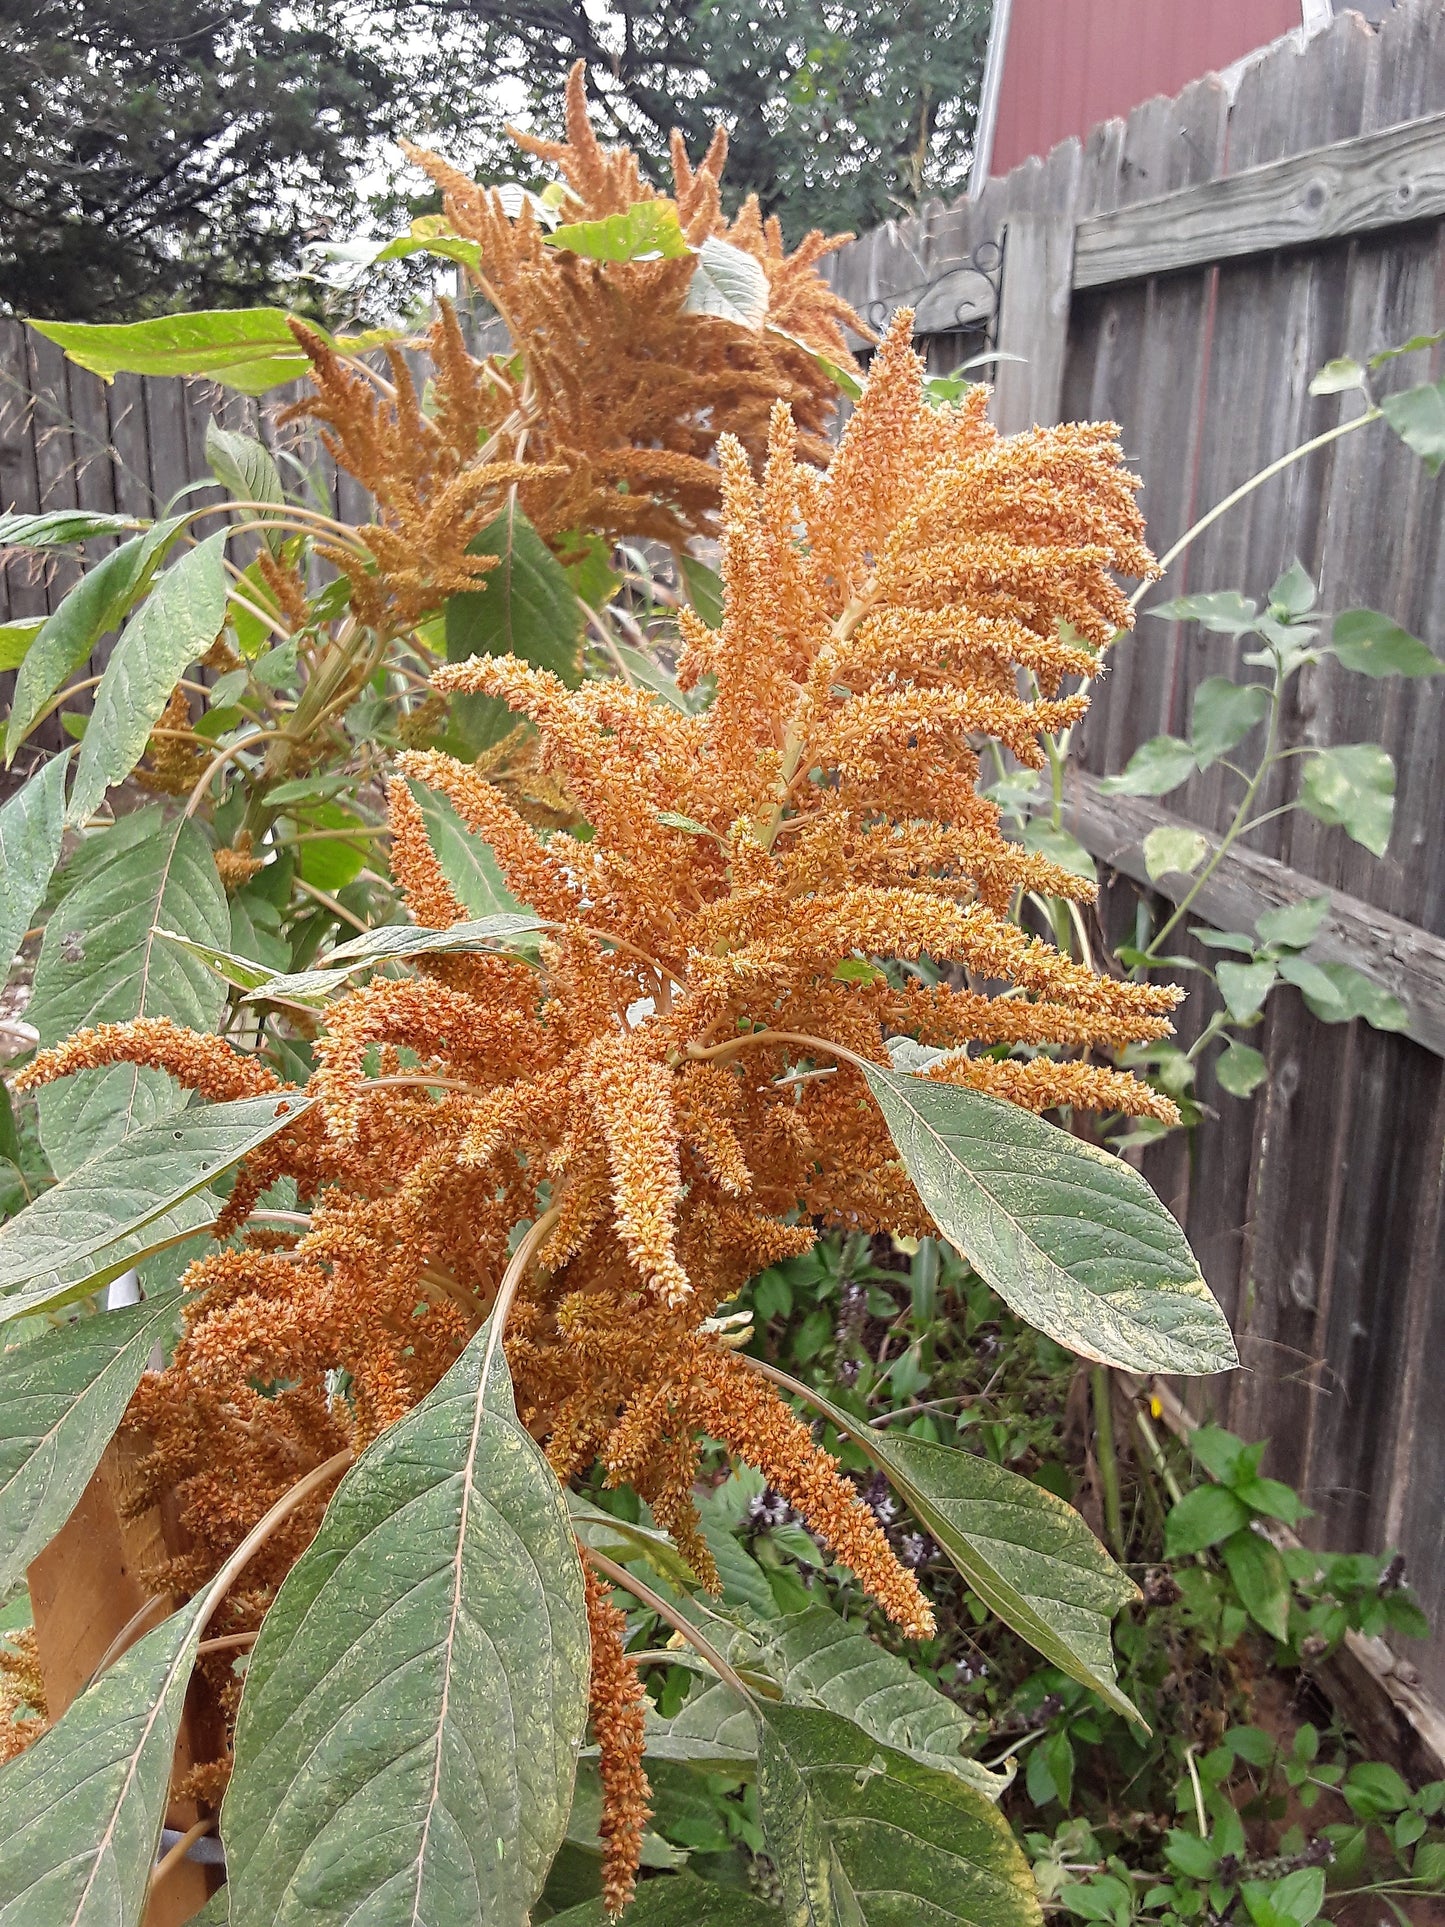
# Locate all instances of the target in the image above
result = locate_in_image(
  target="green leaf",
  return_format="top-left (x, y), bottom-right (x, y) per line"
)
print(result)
top-left (1330, 609), bottom-right (1442, 678)
top-left (8, 520), bottom-right (187, 761)
top-left (1242, 1868), bottom-right (1325, 1927)
top-left (204, 420), bottom-right (287, 553)
top-left (0, 1208), bottom-right (213, 1328)
top-left (1291, 959), bottom-right (1408, 1032)
top-left (1096, 736), bottom-right (1197, 797)
top-left (1215, 1043), bottom-right (1267, 1099)
top-left (0, 754), bottom-right (69, 986)
top-left (405, 777), bottom-right (532, 920)
top-left (444, 502), bottom-right (583, 750)
top-left (0, 618), bottom-right (42, 670)
top-left (1231, 1476), bottom-right (1307, 1525)
top-left (1143, 825), bottom-right (1208, 884)
top-left (685, 235), bottom-right (770, 327)
top-left (658, 810), bottom-right (714, 836)
top-left (68, 533), bottom-right (229, 826)
top-left (1222, 1528), bottom-right (1292, 1640)
top-left (1343, 1760), bottom-right (1412, 1819)
top-left (293, 801), bottom-right (370, 893)
top-left (677, 552), bottom-right (725, 628)
top-left (1146, 592), bottom-right (1259, 635)
top-left (1381, 378), bottom-right (1445, 472)
top-left (1189, 678), bottom-right (1271, 763)
top-left (857, 1063), bottom-right (1235, 1375)
top-left (1308, 357), bottom-right (1366, 396)
top-left (1299, 743), bottom-right (1395, 856)
top-left (0, 1592), bottom-right (210, 1926)
top-left (549, 1876), bottom-right (782, 1926)
top-left (247, 910), bottom-right (546, 1003)
top-left (29, 814), bottom-right (231, 1171)
top-left (152, 925), bottom-right (276, 992)
top-left (756, 1701), bottom-right (1040, 1927)
top-left (1216, 961), bottom-right (1278, 1024)
top-left (0, 1092), bottom-right (309, 1300)
top-left (560, 531), bottom-right (620, 612)
top-left (609, 644), bottom-right (692, 710)
top-left (31, 310), bottom-right (399, 395)
top-left (545, 200), bottom-right (690, 262)
top-left (1255, 897), bottom-right (1330, 951)
top-left (1268, 563), bottom-right (1316, 618)
top-left (0, 1285), bottom-right (181, 1596)
top-left (1187, 1425), bottom-right (1249, 1483)
top-left (1164, 1484), bottom-right (1251, 1557)
top-left (756, 1605), bottom-right (999, 1791)
top-left (1165, 1831), bottom-right (1219, 1879)
top-left (772, 1378), bottom-right (1142, 1722)
top-left (224, 1319), bottom-right (589, 1927)
top-left (1021, 819), bottom-right (1096, 881)
top-left (0, 509), bottom-right (148, 549)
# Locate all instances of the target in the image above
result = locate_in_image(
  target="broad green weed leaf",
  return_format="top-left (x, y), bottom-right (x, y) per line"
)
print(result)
top-left (0, 1598), bottom-right (208, 1924)
top-left (778, 1377), bottom-right (1141, 1721)
top-left (247, 909), bottom-right (546, 1002)
top-left (1380, 378), bottom-right (1445, 472)
top-left (1143, 824), bottom-right (1208, 884)
top-left (204, 420), bottom-right (287, 552)
top-left (0, 755), bottom-right (68, 984)
top-left (756, 1702), bottom-right (1039, 1927)
top-left (1222, 1528), bottom-right (1292, 1641)
top-left (858, 1064), bottom-right (1236, 1374)
top-left (0, 1285), bottom-right (181, 1596)
top-left (1189, 678), bottom-right (1270, 763)
top-left (1256, 896), bottom-right (1330, 950)
top-left (0, 619), bottom-right (41, 670)
top-left (677, 551), bottom-right (724, 628)
top-left (0, 1092), bottom-right (309, 1299)
top-left (1216, 961), bottom-right (1277, 1024)
top-left (1215, 1043), bottom-right (1268, 1099)
top-left (405, 778), bottom-right (532, 919)
top-left (30, 815), bottom-right (231, 1170)
top-left (31, 310), bottom-right (399, 394)
top-left (685, 235), bottom-right (770, 326)
top-left (1308, 357), bottom-right (1366, 396)
top-left (224, 1320), bottom-right (589, 1927)
top-left (1164, 1484), bottom-right (1251, 1557)
top-left (1299, 743), bottom-right (1395, 856)
top-left (546, 200), bottom-right (689, 262)
top-left (0, 1207), bottom-right (214, 1328)
top-left (608, 643), bottom-right (692, 710)
top-left (1097, 736), bottom-right (1197, 797)
top-left (1021, 819), bottom-right (1096, 881)
top-left (1267, 562), bottom-right (1316, 617)
top-left (548, 1873), bottom-right (783, 1926)
top-left (0, 509), bottom-right (147, 548)
top-left (1330, 609), bottom-right (1442, 678)
top-left (1276, 953), bottom-right (1349, 1016)
top-left (1145, 591), bottom-right (1258, 635)
top-left (8, 520), bottom-right (187, 761)
top-left (1288, 959), bottom-right (1407, 1032)
top-left (68, 533), bottom-right (229, 825)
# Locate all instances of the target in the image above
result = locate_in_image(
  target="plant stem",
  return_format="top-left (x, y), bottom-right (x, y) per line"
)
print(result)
top-left (580, 1544), bottom-right (753, 1702)
top-left (148, 1817), bottom-right (216, 1894)
top-left (1092, 1366), bottom-right (1125, 1557)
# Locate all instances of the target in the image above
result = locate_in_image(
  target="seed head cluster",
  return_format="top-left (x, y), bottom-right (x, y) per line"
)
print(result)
top-left (18, 316), bottom-right (1177, 1905)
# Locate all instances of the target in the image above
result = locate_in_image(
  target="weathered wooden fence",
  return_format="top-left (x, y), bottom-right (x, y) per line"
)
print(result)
top-left (824, 2), bottom-right (1445, 1705)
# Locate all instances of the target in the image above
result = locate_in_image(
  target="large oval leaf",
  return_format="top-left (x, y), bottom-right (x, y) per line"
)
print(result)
top-left (0, 1091), bottom-right (309, 1304)
top-left (0, 755), bottom-right (69, 985)
top-left (766, 1371), bottom-right (1141, 1723)
top-left (68, 533), bottom-right (230, 828)
top-left (243, 908), bottom-right (546, 1004)
top-left (859, 1064), bottom-right (1236, 1375)
top-left (223, 1323), bottom-right (590, 1926)
top-left (29, 813), bottom-right (231, 1172)
top-left (444, 500), bottom-right (582, 751)
top-left (548, 1873), bottom-right (785, 1926)
top-left (0, 1285), bottom-right (182, 1596)
top-left (6, 520), bottom-right (186, 762)
top-left (757, 1702), bottom-right (1039, 1927)
top-left (0, 1592), bottom-right (208, 1927)
top-left (31, 311), bottom-right (398, 394)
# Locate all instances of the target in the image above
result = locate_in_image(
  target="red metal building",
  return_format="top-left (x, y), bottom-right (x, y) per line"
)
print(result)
top-left (971, 0), bottom-right (1374, 186)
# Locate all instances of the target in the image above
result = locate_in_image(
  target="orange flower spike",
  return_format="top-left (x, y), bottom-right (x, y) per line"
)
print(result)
top-left (580, 1559), bottom-right (653, 1919)
top-left (16, 1018), bottom-right (287, 1102)
top-left (580, 1032), bottom-right (691, 1305)
top-left (386, 775), bottom-right (468, 929)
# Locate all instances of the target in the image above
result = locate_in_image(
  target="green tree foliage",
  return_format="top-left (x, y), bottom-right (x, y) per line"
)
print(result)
top-left (421, 0), bottom-right (994, 244)
top-left (0, 0), bottom-right (401, 320)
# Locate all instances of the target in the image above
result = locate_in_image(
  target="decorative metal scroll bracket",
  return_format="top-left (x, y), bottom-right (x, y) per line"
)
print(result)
top-left (860, 231), bottom-right (1007, 349)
